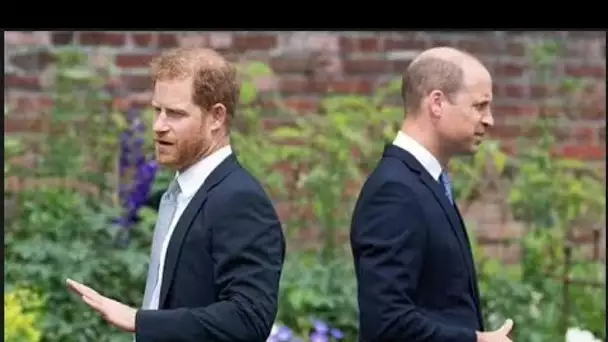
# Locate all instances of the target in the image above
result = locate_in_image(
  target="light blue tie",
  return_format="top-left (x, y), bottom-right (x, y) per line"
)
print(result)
top-left (439, 172), bottom-right (454, 205)
top-left (141, 179), bottom-right (181, 309)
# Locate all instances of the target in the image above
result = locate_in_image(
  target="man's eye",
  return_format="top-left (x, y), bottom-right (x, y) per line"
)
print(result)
top-left (474, 103), bottom-right (489, 110)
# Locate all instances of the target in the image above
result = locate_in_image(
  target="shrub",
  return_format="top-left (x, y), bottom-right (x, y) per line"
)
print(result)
top-left (5, 40), bottom-right (604, 342)
top-left (4, 48), bottom-right (157, 342)
top-left (4, 287), bottom-right (45, 342)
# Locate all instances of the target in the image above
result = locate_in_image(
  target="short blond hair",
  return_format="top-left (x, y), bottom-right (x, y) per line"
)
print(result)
top-left (150, 47), bottom-right (240, 126)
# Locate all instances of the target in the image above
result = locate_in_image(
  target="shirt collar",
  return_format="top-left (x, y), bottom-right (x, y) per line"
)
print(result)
top-left (174, 145), bottom-right (233, 198)
top-left (393, 131), bottom-right (442, 181)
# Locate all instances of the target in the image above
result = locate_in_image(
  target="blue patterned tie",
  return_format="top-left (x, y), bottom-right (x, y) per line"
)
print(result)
top-left (439, 172), bottom-right (454, 205)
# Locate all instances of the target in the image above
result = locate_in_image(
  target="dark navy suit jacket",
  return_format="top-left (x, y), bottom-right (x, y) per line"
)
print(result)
top-left (135, 154), bottom-right (286, 342)
top-left (350, 145), bottom-right (484, 342)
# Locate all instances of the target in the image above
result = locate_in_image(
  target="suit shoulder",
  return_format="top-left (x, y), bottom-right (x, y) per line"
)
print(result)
top-left (364, 157), bottom-right (418, 191)
top-left (209, 164), bottom-right (273, 205)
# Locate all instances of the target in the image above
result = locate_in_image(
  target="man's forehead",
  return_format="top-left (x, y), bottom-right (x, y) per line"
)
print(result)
top-left (151, 80), bottom-right (193, 109)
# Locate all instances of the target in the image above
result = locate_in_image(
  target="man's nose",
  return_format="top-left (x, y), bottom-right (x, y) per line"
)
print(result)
top-left (153, 114), bottom-right (168, 133)
top-left (482, 113), bottom-right (494, 128)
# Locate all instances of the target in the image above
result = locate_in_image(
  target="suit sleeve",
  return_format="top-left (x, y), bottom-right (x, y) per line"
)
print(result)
top-left (135, 190), bottom-right (286, 342)
top-left (351, 181), bottom-right (477, 342)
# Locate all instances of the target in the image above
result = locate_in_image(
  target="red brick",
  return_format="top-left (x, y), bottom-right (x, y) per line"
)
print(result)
top-left (132, 33), bottom-right (156, 47)
top-left (493, 104), bottom-right (539, 118)
top-left (51, 31), bottom-right (74, 45)
top-left (6, 94), bottom-right (54, 115)
top-left (530, 84), bottom-right (553, 99)
top-left (79, 32), bottom-right (126, 46)
top-left (115, 54), bottom-right (155, 68)
top-left (4, 31), bottom-right (48, 46)
top-left (4, 31), bottom-right (606, 246)
top-left (158, 33), bottom-right (179, 48)
top-left (560, 145), bottom-right (606, 160)
top-left (489, 124), bottom-right (583, 141)
top-left (497, 84), bottom-right (526, 99)
top-left (506, 41), bottom-right (525, 56)
top-left (121, 75), bottom-right (151, 92)
top-left (340, 36), bottom-right (381, 53)
top-left (488, 125), bottom-right (520, 140)
top-left (316, 79), bottom-right (373, 95)
top-left (9, 50), bottom-right (55, 71)
top-left (455, 39), bottom-right (496, 55)
top-left (568, 126), bottom-right (597, 144)
top-left (384, 38), bottom-right (428, 50)
top-left (343, 59), bottom-right (393, 74)
top-left (283, 97), bottom-right (320, 113)
top-left (579, 107), bottom-right (606, 120)
top-left (393, 60), bottom-right (412, 72)
top-left (4, 117), bottom-right (49, 133)
top-left (565, 64), bottom-right (606, 78)
top-left (121, 94), bottom-right (152, 110)
top-left (434, 40), bottom-right (457, 48)
top-left (233, 33), bottom-right (276, 51)
top-left (492, 61), bottom-right (525, 77)
top-left (279, 77), bottom-right (311, 94)
top-left (261, 118), bottom-right (292, 131)
top-left (4, 74), bottom-right (41, 91)
top-left (269, 57), bottom-right (312, 74)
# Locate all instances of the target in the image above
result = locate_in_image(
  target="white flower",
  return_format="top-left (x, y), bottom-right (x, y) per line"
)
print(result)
top-left (566, 327), bottom-right (603, 342)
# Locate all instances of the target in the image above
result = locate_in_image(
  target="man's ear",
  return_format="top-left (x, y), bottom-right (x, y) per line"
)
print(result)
top-left (428, 89), bottom-right (445, 118)
top-left (209, 103), bottom-right (227, 130)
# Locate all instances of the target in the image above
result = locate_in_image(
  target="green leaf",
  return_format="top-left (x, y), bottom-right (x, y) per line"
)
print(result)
top-left (240, 81), bottom-right (257, 105)
top-left (241, 61), bottom-right (273, 77)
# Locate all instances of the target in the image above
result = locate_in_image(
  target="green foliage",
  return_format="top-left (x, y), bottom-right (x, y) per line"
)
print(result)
top-left (475, 230), bottom-right (606, 342)
top-left (4, 287), bottom-right (45, 342)
top-left (5, 39), bottom-right (604, 342)
top-left (508, 41), bottom-right (604, 230)
top-left (462, 40), bottom-right (606, 342)
top-left (4, 48), bottom-right (155, 342)
top-left (5, 189), bottom-right (155, 342)
top-left (277, 252), bottom-right (358, 340)
top-left (36, 48), bottom-right (122, 198)
top-left (4, 104), bottom-right (23, 190)
top-left (263, 39), bottom-right (606, 342)
top-left (233, 65), bottom-right (403, 261)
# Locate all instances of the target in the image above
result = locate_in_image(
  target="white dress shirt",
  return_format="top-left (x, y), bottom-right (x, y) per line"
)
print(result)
top-left (147, 145), bottom-right (233, 310)
top-left (393, 131), bottom-right (442, 181)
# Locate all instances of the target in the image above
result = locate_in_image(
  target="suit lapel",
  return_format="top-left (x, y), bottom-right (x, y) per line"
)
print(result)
top-left (384, 146), bottom-right (480, 308)
top-left (158, 154), bottom-right (239, 308)
top-left (453, 203), bottom-right (484, 328)
top-left (417, 171), bottom-right (474, 272)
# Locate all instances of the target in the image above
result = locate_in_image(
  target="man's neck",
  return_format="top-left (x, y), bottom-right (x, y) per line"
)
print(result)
top-left (178, 137), bottom-right (230, 173)
top-left (400, 121), bottom-right (449, 169)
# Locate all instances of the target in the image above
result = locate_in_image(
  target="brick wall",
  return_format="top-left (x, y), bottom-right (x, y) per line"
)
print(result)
top-left (4, 31), bottom-right (606, 261)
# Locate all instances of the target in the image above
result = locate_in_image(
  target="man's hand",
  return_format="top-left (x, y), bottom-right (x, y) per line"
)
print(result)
top-left (66, 278), bottom-right (137, 332)
top-left (476, 319), bottom-right (514, 342)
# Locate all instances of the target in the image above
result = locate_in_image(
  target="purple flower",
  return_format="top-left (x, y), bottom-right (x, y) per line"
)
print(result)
top-left (310, 332), bottom-right (329, 342)
top-left (329, 328), bottom-right (344, 340)
top-left (312, 319), bottom-right (329, 334)
top-left (276, 326), bottom-right (294, 342)
top-left (114, 107), bottom-right (158, 237)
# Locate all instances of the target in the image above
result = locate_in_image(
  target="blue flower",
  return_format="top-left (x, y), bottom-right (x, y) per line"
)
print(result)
top-left (312, 319), bottom-right (329, 334)
top-left (276, 326), bottom-right (294, 342)
top-left (310, 332), bottom-right (329, 342)
top-left (329, 328), bottom-right (344, 340)
top-left (114, 107), bottom-right (158, 239)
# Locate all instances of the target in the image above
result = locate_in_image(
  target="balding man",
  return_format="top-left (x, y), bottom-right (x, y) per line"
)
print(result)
top-left (67, 47), bottom-right (285, 342)
top-left (350, 47), bottom-right (514, 342)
